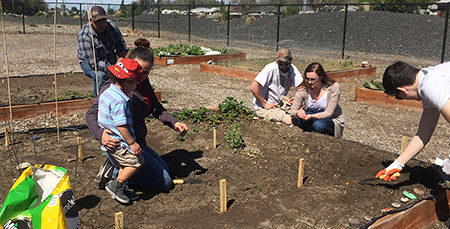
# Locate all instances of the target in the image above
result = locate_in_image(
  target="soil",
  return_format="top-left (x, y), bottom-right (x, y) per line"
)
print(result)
top-left (0, 72), bottom-right (448, 229)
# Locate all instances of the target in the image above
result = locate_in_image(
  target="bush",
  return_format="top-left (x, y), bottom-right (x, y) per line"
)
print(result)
top-left (44, 13), bottom-right (52, 19)
top-left (170, 12), bottom-right (179, 20)
top-left (282, 6), bottom-right (299, 18)
top-left (35, 12), bottom-right (44, 17)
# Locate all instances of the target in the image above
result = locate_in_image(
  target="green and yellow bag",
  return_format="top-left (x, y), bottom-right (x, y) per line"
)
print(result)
top-left (0, 164), bottom-right (78, 229)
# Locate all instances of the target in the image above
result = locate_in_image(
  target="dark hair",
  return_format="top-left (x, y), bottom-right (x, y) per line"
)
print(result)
top-left (303, 62), bottom-right (335, 87)
top-left (134, 38), bottom-right (150, 49)
top-left (382, 61), bottom-right (419, 96)
top-left (129, 47), bottom-right (154, 65)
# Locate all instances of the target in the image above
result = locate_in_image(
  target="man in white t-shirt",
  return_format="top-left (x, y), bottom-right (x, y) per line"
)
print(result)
top-left (376, 61), bottom-right (450, 181)
top-left (250, 48), bottom-right (303, 124)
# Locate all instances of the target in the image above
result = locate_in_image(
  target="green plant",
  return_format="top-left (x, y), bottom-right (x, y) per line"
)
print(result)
top-left (84, 92), bottom-right (94, 99)
top-left (153, 43), bottom-right (205, 57)
top-left (44, 13), bottom-right (52, 19)
top-left (170, 12), bottom-right (179, 19)
top-left (35, 12), bottom-right (44, 17)
top-left (218, 97), bottom-right (254, 120)
top-left (282, 5), bottom-right (299, 18)
top-left (340, 61), bottom-right (353, 68)
top-left (192, 127), bottom-right (198, 132)
top-left (225, 122), bottom-right (244, 149)
top-left (363, 80), bottom-right (385, 91)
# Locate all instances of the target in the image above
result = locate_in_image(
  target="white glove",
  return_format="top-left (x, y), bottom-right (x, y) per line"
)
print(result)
top-left (385, 159), bottom-right (404, 172)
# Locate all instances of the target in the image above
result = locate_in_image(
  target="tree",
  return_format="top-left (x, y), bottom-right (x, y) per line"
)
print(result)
top-left (363, 0), bottom-right (434, 13)
top-left (2, 0), bottom-right (48, 15)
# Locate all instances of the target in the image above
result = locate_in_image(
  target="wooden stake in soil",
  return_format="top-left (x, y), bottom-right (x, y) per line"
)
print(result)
top-left (401, 136), bottom-right (408, 154)
top-left (0, 3), bottom-right (13, 122)
top-left (114, 211), bottom-right (123, 229)
top-left (77, 137), bottom-right (82, 162)
top-left (213, 128), bottom-right (216, 148)
top-left (4, 127), bottom-right (9, 147)
top-left (297, 158), bottom-right (305, 188)
top-left (53, 0), bottom-right (60, 142)
top-left (220, 179), bottom-right (227, 213)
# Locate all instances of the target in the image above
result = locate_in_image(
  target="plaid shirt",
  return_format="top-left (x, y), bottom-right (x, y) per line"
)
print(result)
top-left (77, 20), bottom-right (128, 72)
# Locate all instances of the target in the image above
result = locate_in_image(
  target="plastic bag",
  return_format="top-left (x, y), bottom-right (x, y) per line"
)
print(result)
top-left (0, 164), bottom-right (78, 229)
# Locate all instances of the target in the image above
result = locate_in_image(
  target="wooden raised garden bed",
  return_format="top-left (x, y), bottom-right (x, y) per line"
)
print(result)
top-left (355, 87), bottom-right (422, 112)
top-left (199, 63), bottom-right (376, 82)
top-left (154, 53), bottom-right (246, 66)
top-left (365, 189), bottom-right (450, 229)
top-left (0, 91), bottom-right (162, 122)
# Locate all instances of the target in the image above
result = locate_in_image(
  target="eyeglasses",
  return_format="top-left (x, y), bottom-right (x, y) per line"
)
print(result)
top-left (277, 61), bottom-right (291, 67)
top-left (306, 77), bottom-right (319, 82)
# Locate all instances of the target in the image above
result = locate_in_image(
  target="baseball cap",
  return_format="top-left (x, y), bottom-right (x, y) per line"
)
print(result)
top-left (276, 48), bottom-right (292, 62)
top-left (107, 59), bottom-right (144, 83)
top-left (89, 6), bottom-right (107, 22)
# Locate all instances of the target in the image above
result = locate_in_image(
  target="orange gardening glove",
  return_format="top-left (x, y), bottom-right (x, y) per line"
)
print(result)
top-left (375, 159), bottom-right (404, 181)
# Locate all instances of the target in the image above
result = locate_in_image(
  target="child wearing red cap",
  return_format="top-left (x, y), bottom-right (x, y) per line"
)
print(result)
top-left (98, 59), bottom-right (146, 204)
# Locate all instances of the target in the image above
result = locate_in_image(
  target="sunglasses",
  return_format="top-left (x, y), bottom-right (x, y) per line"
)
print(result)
top-left (277, 60), bottom-right (291, 67)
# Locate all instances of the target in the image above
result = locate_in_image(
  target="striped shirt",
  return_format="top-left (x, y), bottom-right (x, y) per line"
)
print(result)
top-left (98, 84), bottom-right (135, 152)
top-left (77, 20), bottom-right (128, 72)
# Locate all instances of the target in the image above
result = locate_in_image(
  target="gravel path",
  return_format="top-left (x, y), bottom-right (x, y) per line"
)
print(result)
top-left (0, 14), bottom-right (449, 167)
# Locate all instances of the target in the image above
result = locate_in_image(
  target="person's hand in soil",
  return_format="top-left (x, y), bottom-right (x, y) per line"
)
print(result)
top-left (101, 129), bottom-right (120, 150)
top-left (376, 159), bottom-right (404, 181)
top-left (174, 122), bottom-right (188, 132)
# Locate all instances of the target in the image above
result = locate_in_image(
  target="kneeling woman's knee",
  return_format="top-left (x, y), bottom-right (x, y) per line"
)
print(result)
top-left (312, 121), bottom-right (329, 133)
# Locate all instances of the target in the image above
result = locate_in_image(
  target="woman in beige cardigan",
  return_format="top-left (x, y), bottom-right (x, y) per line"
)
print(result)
top-left (290, 62), bottom-right (344, 138)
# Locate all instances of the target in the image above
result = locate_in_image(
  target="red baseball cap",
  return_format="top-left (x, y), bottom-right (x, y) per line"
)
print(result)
top-left (107, 59), bottom-right (144, 82)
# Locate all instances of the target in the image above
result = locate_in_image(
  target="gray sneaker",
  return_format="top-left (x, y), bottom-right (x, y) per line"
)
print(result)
top-left (93, 158), bottom-right (115, 190)
top-left (105, 179), bottom-right (130, 204)
top-left (124, 184), bottom-right (139, 201)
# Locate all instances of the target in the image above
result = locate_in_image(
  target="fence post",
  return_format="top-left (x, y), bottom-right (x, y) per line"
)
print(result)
top-left (441, 3), bottom-right (449, 63)
top-left (131, 4), bottom-right (135, 31)
top-left (22, 2), bottom-right (25, 34)
top-left (188, 5), bottom-right (191, 42)
top-left (157, 5), bottom-right (160, 38)
top-left (79, 3), bottom-right (83, 29)
top-left (341, 3), bottom-right (348, 59)
top-left (227, 4), bottom-right (230, 46)
top-left (276, 4), bottom-right (281, 52)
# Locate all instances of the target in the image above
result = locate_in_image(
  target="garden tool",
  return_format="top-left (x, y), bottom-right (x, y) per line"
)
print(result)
top-left (359, 172), bottom-right (401, 184)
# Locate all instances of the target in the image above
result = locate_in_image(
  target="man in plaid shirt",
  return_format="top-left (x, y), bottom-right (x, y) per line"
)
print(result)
top-left (77, 5), bottom-right (128, 97)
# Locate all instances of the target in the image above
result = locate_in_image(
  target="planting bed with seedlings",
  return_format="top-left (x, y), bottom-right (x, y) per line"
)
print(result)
top-left (0, 95), bottom-right (447, 228)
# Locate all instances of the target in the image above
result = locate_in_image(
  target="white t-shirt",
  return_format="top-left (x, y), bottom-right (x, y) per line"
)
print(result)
top-left (418, 62), bottom-right (450, 111)
top-left (253, 62), bottom-right (303, 109)
top-left (307, 91), bottom-right (328, 113)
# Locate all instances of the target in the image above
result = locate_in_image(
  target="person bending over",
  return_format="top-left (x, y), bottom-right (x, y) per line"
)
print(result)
top-left (376, 61), bottom-right (450, 181)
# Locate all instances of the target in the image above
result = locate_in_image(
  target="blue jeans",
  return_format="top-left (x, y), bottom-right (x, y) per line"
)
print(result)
top-left (108, 146), bottom-right (172, 191)
top-left (80, 62), bottom-right (107, 98)
top-left (297, 111), bottom-right (335, 137)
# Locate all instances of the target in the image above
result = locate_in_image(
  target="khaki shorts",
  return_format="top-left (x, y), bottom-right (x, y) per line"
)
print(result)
top-left (107, 148), bottom-right (145, 169)
top-left (254, 104), bottom-right (291, 122)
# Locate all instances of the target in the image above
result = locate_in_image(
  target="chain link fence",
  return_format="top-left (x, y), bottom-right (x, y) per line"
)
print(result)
top-left (2, 1), bottom-right (450, 66)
